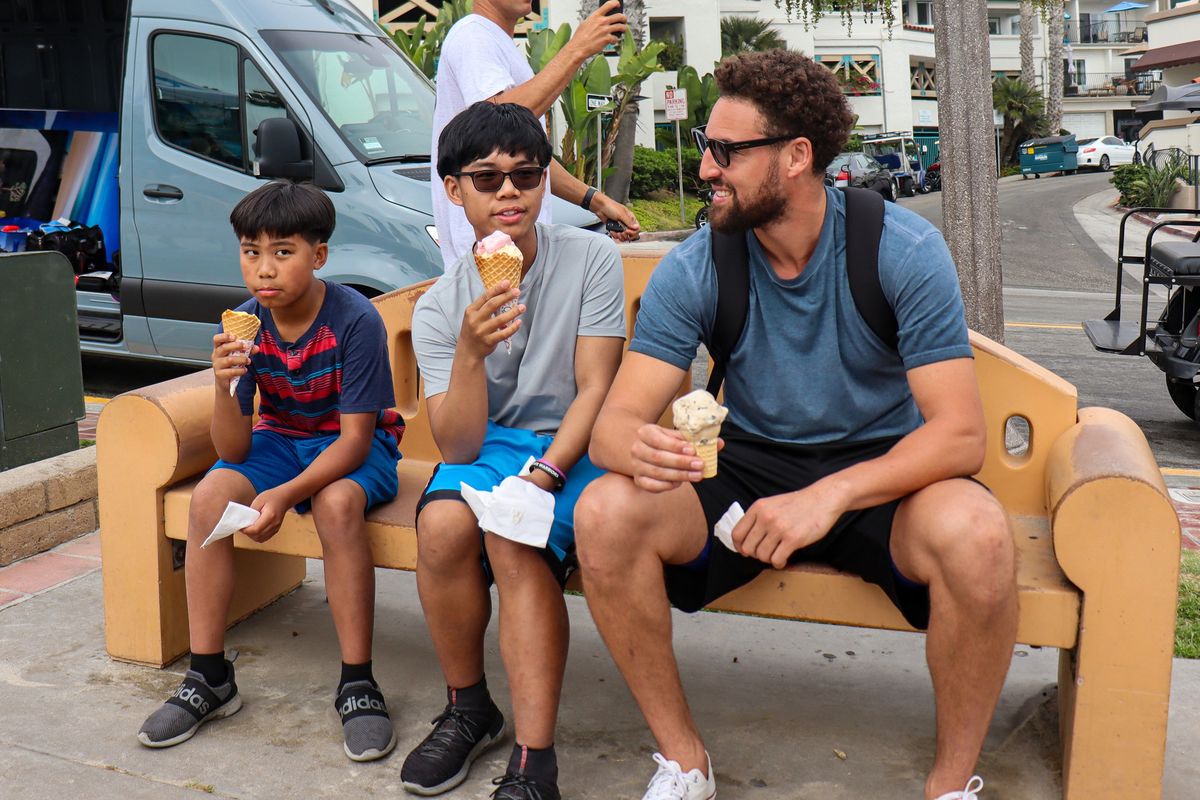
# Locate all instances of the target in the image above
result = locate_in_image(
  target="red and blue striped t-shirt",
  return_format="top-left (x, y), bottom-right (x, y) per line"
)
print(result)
top-left (223, 281), bottom-right (404, 444)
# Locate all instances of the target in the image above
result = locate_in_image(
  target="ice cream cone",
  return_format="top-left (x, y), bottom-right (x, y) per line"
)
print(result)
top-left (672, 390), bottom-right (729, 478)
top-left (221, 309), bottom-right (261, 396)
top-left (474, 232), bottom-right (524, 354)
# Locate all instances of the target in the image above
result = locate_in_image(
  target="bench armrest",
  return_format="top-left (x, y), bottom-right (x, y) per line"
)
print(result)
top-left (97, 369), bottom-right (218, 491)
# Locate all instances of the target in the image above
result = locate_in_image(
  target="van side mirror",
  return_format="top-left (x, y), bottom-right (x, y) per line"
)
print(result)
top-left (254, 118), bottom-right (314, 180)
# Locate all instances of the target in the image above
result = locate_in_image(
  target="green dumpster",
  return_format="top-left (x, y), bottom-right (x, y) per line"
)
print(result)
top-left (1019, 134), bottom-right (1079, 178)
top-left (0, 251), bottom-right (85, 470)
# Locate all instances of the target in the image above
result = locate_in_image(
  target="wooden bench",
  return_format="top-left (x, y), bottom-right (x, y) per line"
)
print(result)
top-left (97, 249), bottom-right (1180, 799)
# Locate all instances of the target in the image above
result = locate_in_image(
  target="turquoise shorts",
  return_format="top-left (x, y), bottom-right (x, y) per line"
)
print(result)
top-left (417, 421), bottom-right (604, 584)
top-left (210, 428), bottom-right (400, 513)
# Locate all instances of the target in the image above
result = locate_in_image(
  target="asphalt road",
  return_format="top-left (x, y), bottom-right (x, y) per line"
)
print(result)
top-left (903, 172), bottom-right (1200, 470)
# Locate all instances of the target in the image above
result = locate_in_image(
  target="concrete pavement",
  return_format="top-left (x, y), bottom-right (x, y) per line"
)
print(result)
top-left (2, 533), bottom-right (1198, 799)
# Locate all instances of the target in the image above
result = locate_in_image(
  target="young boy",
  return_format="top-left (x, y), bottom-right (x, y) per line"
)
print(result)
top-left (136, 181), bottom-right (404, 763)
top-left (402, 102), bottom-right (625, 799)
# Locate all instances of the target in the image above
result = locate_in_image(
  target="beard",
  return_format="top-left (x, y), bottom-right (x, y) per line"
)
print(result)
top-left (709, 159), bottom-right (788, 235)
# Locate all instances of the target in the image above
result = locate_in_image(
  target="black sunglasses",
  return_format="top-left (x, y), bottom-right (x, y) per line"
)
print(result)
top-left (692, 126), bottom-right (797, 168)
top-left (453, 167), bottom-right (545, 192)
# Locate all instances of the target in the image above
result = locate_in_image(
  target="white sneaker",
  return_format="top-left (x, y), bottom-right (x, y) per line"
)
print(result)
top-left (934, 776), bottom-right (984, 800)
top-left (642, 752), bottom-right (716, 800)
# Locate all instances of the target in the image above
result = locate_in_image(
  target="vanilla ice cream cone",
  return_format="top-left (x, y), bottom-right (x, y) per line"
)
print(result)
top-left (474, 231), bottom-right (524, 354)
top-left (221, 309), bottom-right (261, 396)
top-left (672, 390), bottom-right (729, 479)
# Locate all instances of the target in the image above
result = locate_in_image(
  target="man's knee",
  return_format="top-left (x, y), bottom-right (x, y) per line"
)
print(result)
top-left (416, 500), bottom-right (480, 572)
top-left (574, 474), bottom-right (648, 574)
top-left (925, 492), bottom-right (1015, 610)
top-left (188, 470), bottom-right (250, 534)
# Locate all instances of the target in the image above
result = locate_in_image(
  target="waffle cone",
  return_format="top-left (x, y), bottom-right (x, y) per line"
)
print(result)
top-left (475, 247), bottom-right (523, 292)
top-left (692, 439), bottom-right (719, 478)
top-left (221, 309), bottom-right (261, 342)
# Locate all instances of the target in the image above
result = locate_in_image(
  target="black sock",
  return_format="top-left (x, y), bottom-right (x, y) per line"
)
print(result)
top-left (507, 743), bottom-right (558, 784)
top-left (190, 651), bottom-right (227, 686)
top-left (447, 676), bottom-right (490, 710)
top-left (339, 660), bottom-right (375, 692)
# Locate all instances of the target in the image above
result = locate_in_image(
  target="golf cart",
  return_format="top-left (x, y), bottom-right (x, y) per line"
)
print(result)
top-left (1083, 207), bottom-right (1200, 423)
top-left (862, 131), bottom-right (930, 196)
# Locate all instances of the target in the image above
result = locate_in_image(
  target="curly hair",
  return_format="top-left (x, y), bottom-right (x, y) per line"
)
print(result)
top-left (714, 50), bottom-right (855, 175)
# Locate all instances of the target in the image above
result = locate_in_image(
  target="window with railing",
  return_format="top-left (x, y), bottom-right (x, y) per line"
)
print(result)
top-left (1063, 70), bottom-right (1160, 97)
top-left (818, 54), bottom-right (882, 96)
top-left (1069, 18), bottom-right (1147, 45)
top-left (911, 60), bottom-right (936, 98)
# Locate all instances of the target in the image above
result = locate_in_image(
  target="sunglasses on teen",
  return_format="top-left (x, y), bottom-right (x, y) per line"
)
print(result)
top-left (691, 126), bottom-right (799, 169)
top-left (453, 167), bottom-right (546, 193)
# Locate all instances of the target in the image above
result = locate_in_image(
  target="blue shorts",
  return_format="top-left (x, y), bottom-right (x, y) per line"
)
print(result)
top-left (210, 428), bottom-right (400, 513)
top-left (417, 421), bottom-right (605, 584)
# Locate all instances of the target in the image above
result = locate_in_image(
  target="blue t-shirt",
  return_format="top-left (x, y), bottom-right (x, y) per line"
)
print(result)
top-left (222, 281), bottom-right (403, 443)
top-left (630, 187), bottom-right (972, 444)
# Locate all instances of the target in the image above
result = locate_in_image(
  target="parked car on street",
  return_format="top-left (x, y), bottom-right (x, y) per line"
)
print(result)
top-left (825, 152), bottom-right (895, 201)
top-left (1076, 136), bottom-right (1137, 171)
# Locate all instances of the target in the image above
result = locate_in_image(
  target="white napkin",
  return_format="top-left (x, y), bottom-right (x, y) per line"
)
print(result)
top-left (202, 501), bottom-right (261, 548)
top-left (459, 465), bottom-right (555, 548)
top-left (714, 502), bottom-right (745, 553)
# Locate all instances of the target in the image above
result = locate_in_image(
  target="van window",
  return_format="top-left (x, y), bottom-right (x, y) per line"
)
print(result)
top-left (263, 30), bottom-right (434, 164)
top-left (243, 59), bottom-right (288, 170)
top-left (152, 34), bottom-right (243, 169)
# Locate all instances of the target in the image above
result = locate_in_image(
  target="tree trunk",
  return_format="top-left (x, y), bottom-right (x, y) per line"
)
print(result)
top-left (1019, 1), bottom-right (1036, 87)
top-left (599, 0), bottom-right (646, 204)
top-left (1046, 2), bottom-right (1064, 133)
top-left (933, 0), bottom-right (1004, 341)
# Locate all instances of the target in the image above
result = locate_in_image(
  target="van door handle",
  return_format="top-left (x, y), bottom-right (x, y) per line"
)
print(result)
top-left (143, 185), bottom-right (183, 201)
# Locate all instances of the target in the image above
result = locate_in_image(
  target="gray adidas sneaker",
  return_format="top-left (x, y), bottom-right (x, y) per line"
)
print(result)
top-left (336, 679), bottom-right (396, 762)
top-left (137, 660), bottom-right (242, 748)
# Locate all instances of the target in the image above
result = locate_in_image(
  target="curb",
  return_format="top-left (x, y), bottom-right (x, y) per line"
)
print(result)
top-left (0, 447), bottom-right (98, 567)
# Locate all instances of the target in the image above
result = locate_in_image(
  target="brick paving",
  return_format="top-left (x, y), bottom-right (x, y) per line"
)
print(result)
top-left (0, 533), bottom-right (100, 610)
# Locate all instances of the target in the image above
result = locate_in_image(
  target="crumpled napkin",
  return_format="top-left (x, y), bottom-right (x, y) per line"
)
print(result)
top-left (714, 502), bottom-right (745, 553)
top-left (459, 461), bottom-right (555, 548)
top-left (202, 501), bottom-right (261, 548)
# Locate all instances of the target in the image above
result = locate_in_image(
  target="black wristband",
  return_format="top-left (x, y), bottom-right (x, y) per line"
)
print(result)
top-left (527, 460), bottom-right (566, 491)
top-left (581, 186), bottom-right (598, 211)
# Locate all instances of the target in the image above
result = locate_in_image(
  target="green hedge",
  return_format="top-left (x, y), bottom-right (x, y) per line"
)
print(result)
top-left (629, 146), bottom-right (704, 198)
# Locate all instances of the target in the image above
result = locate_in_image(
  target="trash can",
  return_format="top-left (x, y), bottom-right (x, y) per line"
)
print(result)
top-left (0, 251), bottom-right (85, 470)
top-left (1019, 135), bottom-right (1079, 178)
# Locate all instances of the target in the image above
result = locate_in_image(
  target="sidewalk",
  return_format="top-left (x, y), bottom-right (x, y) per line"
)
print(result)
top-left (1, 531), bottom-right (1199, 799)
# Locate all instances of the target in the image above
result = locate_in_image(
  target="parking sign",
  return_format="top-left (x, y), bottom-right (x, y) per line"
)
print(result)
top-left (664, 87), bottom-right (688, 121)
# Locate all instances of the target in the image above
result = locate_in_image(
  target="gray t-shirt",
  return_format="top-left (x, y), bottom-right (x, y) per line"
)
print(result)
top-left (413, 223), bottom-right (626, 435)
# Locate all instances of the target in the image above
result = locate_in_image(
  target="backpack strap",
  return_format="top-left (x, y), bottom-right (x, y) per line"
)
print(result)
top-left (842, 186), bottom-right (898, 350)
top-left (704, 187), bottom-right (895, 397)
top-left (705, 228), bottom-right (750, 396)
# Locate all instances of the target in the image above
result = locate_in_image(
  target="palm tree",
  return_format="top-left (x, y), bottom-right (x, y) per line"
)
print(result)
top-left (1046, 2), bottom-right (1064, 133)
top-left (720, 16), bottom-right (787, 57)
top-left (993, 76), bottom-right (1048, 166)
top-left (1019, 1), bottom-right (1036, 87)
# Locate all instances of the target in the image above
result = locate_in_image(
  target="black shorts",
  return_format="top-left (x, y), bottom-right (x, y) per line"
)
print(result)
top-left (663, 424), bottom-right (932, 630)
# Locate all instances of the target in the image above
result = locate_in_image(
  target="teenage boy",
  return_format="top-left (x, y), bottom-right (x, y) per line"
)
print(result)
top-left (403, 101), bottom-right (625, 799)
top-left (137, 181), bottom-right (404, 764)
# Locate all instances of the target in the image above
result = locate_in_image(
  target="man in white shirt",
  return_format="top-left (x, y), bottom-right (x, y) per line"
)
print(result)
top-left (431, 0), bottom-right (641, 266)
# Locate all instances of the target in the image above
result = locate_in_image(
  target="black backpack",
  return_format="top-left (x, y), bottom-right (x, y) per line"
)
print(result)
top-left (705, 186), bottom-right (896, 396)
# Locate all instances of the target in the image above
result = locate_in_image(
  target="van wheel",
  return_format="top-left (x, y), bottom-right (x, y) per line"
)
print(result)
top-left (1166, 376), bottom-right (1199, 421)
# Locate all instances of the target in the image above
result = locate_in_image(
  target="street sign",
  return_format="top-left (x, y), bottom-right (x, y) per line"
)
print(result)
top-left (664, 87), bottom-right (688, 121)
top-left (586, 93), bottom-right (611, 111)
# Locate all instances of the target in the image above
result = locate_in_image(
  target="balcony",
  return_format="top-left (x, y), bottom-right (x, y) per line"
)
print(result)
top-left (1068, 19), bottom-right (1148, 45)
top-left (1064, 71), bottom-right (1160, 97)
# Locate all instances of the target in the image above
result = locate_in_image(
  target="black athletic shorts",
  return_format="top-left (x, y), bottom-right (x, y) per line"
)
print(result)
top-left (663, 423), bottom-right (932, 630)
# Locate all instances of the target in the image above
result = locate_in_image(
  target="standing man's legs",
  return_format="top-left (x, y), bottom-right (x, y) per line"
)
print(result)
top-left (574, 473), bottom-right (712, 771)
top-left (890, 479), bottom-right (1018, 800)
